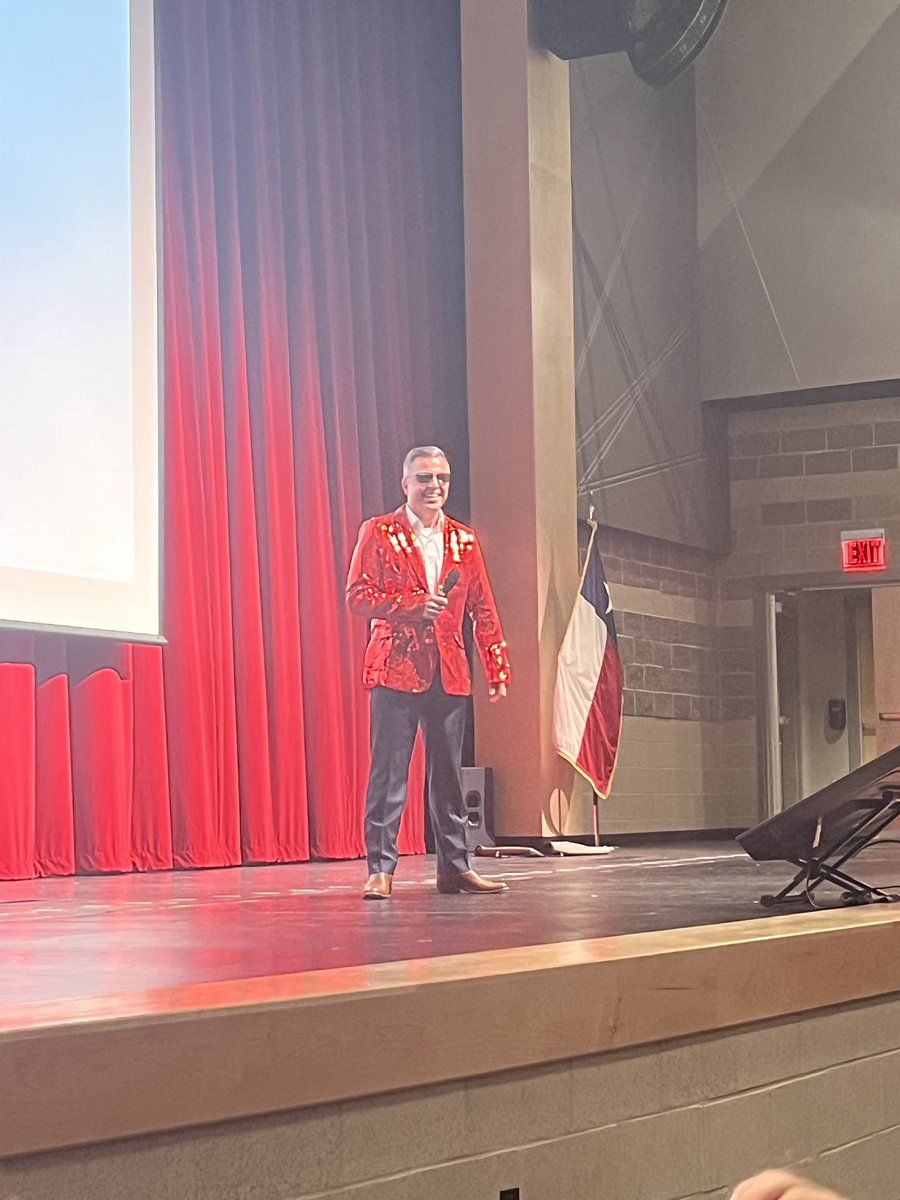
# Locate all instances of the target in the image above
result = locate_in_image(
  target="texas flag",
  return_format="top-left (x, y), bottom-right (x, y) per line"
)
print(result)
top-left (552, 521), bottom-right (624, 798)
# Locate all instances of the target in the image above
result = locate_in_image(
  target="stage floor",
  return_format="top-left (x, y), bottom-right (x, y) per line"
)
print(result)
top-left (4, 837), bottom-right (899, 1011)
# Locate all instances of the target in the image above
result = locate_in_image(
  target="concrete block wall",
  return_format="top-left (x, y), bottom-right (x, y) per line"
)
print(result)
top-left (710, 395), bottom-right (900, 829)
top-left (6, 993), bottom-right (900, 1199)
top-left (597, 710), bottom-right (757, 834)
top-left (600, 527), bottom-right (726, 723)
top-left (592, 526), bottom-right (757, 834)
top-left (725, 397), bottom-right (900, 582)
top-left (578, 397), bottom-right (900, 834)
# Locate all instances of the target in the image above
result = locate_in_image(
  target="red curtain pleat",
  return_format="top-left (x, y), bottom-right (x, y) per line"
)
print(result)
top-left (71, 666), bottom-right (134, 872)
top-left (0, 664), bottom-right (36, 880)
top-left (35, 673), bottom-right (75, 876)
top-left (161, 101), bottom-right (243, 868)
top-left (0, 0), bottom-right (467, 881)
top-left (130, 645), bottom-right (173, 870)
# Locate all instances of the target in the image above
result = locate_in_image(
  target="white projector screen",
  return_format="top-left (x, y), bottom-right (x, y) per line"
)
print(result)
top-left (0, 0), bottom-right (160, 640)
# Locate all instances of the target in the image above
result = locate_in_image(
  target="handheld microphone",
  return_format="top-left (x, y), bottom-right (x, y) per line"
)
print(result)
top-left (441, 569), bottom-right (460, 596)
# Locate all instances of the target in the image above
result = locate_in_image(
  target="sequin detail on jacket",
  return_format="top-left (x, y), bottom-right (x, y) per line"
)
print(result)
top-left (346, 506), bottom-right (510, 695)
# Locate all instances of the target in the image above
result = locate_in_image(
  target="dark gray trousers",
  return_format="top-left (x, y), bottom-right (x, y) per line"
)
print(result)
top-left (364, 679), bottom-right (469, 876)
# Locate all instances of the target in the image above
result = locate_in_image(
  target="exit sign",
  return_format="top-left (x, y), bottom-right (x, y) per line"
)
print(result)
top-left (841, 528), bottom-right (887, 572)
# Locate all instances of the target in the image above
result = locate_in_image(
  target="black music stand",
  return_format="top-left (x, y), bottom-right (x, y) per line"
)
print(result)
top-left (737, 745), bottom-right (900, 907)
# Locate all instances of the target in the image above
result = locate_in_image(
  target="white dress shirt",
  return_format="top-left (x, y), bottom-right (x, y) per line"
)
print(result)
top-left (406, 505), bottom-right (445, 594)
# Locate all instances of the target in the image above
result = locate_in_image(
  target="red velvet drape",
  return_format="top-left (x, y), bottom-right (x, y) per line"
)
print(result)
top-left (0, 0), bottom-right (468, 880)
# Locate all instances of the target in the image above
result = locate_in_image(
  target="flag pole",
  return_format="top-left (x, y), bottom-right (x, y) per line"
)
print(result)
top-left (588, 499), bottom-right (602, 849)
top-left (583, 496), bottom-right (605, 851)
top-left (548, 494), bottom-right (618, 856)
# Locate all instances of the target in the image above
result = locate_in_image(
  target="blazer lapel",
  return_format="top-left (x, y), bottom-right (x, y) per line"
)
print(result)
top-left (439, 519), bottom-right (461, 590)
top-left (393, 506), bottom-right (430, 593)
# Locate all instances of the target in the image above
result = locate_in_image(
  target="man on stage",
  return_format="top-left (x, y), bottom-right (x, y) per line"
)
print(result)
top-left (346, 446), bottom-right (511, 899)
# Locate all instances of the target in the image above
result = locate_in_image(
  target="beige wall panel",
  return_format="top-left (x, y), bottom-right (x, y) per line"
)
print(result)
top-left (698, 2), bottom-right (900, 399)
top-left (7, 985), bottom-right (900, 1198)
top-left (610, 582), bottom-right (717, 626)
top-left (598, 717), bottom-right (758, 833)
top-left (461, 0), bottom-right (578, 835)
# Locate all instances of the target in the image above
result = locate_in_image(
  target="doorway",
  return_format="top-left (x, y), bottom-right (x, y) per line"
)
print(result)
top-left (764, 584), bottom-right (900, 815)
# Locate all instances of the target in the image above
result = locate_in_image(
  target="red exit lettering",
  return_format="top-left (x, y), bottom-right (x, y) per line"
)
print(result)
top-left (841, 537), bottom-right (887, 572)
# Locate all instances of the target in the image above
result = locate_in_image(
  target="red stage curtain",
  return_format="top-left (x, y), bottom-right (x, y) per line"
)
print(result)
top-left (0, 0), bottom-right (468, 880)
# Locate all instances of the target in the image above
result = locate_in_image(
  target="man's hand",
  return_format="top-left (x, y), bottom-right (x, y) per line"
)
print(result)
top-left (730, 1171), bottom-right (850, 1200)
top-left (420, 593), bottom-right (448, 621)
top-left (488, 683), bottom-right (507, 703)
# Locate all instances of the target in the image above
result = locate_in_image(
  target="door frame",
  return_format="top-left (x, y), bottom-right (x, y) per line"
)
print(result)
top-left (757, 574), bottom-right (891, 820)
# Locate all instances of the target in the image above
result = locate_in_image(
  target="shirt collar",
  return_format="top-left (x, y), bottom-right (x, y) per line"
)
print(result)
top-left (405, 505), bottom-right (445, 536)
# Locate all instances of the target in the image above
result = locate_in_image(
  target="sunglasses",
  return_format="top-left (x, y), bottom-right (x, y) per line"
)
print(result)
top-left (414, 473), bottom-right (451, 486)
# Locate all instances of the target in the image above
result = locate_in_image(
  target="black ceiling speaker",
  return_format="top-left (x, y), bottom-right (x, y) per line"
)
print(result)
top-left (536, 0), bottom-right (728, 87)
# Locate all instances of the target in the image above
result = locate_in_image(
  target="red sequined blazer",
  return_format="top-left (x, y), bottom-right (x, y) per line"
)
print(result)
top-left (346, 506), bottom-right (510, 696)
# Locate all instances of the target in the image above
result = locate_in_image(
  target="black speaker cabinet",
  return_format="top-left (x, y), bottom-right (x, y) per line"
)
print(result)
top-left (461, 766), bottom-right (494, 852)
top-left (536, 0), bottom-right (623, 61)
top-left (536, 0), bottom-right (728, 88)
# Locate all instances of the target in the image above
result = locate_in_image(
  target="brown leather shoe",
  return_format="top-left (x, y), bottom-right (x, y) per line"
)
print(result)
top-left (436, 869), bottom-right (508, 894)
top-left (363, 872), bottom-right (393, 899)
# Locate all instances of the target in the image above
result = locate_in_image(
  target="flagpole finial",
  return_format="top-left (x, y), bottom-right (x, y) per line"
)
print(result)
top-left (588, 490), bottom-right (596, 524)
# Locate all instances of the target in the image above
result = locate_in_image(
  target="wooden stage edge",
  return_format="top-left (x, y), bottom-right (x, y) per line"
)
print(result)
top-left (4, 905), bottom-right (900, 1159)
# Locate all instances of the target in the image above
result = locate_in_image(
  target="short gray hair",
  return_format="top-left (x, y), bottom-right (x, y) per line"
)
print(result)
top-left (402, 445), bottom-right (448, 478)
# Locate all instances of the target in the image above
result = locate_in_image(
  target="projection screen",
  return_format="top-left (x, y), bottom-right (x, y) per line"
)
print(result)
top-left (0, 0), bottom-right (160, 640)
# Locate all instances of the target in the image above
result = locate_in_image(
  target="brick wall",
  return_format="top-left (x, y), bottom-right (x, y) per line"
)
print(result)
top-left (585, 527), bottom-right (757, 835)
top-left (573, 397), bottom-right (900, 835)
top-left (725, 397), bottom-right (900, 583)
top-left (599, 528), bottom-right (754, 724)
top-left (617, 609), bottom-right (721, 722)
top-left (731, 420), bottom-right (900, 483)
